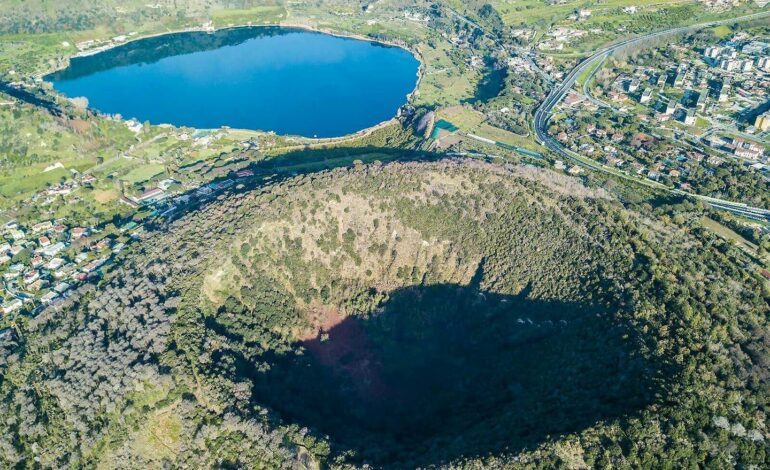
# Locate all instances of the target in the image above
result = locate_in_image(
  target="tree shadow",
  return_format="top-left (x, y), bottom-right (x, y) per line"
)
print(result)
top-left (463, 63), bottom-right (508, 104)
top-left (146, 145), bottom-right (452, 229)
top-left (250, 270), bottom-right (671, 467)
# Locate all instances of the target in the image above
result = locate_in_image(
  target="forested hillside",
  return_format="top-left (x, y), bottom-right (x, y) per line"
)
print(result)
top-left (0, 159), bottom-right (768, 468)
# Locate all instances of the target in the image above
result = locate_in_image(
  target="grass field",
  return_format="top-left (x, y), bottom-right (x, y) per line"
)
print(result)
top-left (711, 25), bottom-right (733, 39)
top-left (436, 105), bottom-right (539, 151)
top-left (437, 105), bottom-right (485, 129)
top-left (477, 123), bottom-right (538, 150)
top-left (494, 0), bottom-right (589, 27)
top-left (130, 405), bottom-right (183, 463)
top-left (0, 167), bottom-right (69, 198)
top-left (414, 41), bottom-right (478, 107)
top-left (575, 56), bottom-right (606, 89)
top-left (92, 188), bottom-right (119, 204)
top-left (211, 5), bottom-right (287, 27)
top-left (495, 0), bottom-right (698, 28)
top-left (702, 216), bottom-right (762, 260)
top-left (121, 163), bottom-right (165, 184)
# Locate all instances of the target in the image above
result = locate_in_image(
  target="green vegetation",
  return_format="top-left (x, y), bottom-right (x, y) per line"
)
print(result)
top-left (121, 163), bottom-right (165, 184)
top-left (702, 216), bottom-right (760, 254)
top-left (493, 0), bottom-right (763, 52)
top-left (2, 160), bottom-right (769, 468)
top-left (711, 24), bottom-right (734, 39)
top-left (1, 1), bottom-right (769, 468)
top-left (211, 5), bottom-right (287, 28)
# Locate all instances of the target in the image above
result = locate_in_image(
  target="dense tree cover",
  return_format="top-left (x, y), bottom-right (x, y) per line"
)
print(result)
top-left (0, 160), bottom-right (768, 468)
top-left (475, 65), bottom-right (548, 135)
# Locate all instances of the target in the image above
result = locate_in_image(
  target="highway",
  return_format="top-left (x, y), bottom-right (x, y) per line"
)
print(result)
top-left (532, 9), bottom-right (770, 219)
top-left (580, 55), bottom-right (614, 110)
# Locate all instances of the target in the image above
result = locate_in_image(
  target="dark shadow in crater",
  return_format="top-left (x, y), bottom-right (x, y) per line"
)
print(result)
top-left (250, 273), bottom-right (670, 467)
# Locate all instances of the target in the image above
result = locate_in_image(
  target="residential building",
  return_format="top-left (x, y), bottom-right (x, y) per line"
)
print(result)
top-left (23, 270), bottom-right (39, 285)
top-left (41, 291), bottom-right (58, 304)
top-left (664, 100), bottom-right (676, 115)
top-left (684, 109), bottom-right (697, 125)
top-left (755, 113), bottom-right (770, 132)
top-left (640, 88), bottom-right (653, 104)
top-left (718, 83), bottom-right (730, 102)
top-left (704, 46), bottom-right (722, 59)
top-left (674, 71), bottom-right (686, 87)
top-left (54, 282), bottom-right (71, 293)
top-left (31, 221), bottom-right (53, 233)
top-left (134, 187), bottom-right (167, 204)
top-left (757, 57), bottom-right (770, 72)
top-left (741, 60), bottom-right (753, 72)
top-left (46, 258), bottom-right (65, 270)
top-left (42, 242), bottom-right (66, 257)
top-left (2, 299), bottom-right (22, 314)
top-left (696, 92), bottom-right (707, 110)
top-left (734, 140), bottom-right (765, 160)
top-left (9, 229), bottom-right (24, 240)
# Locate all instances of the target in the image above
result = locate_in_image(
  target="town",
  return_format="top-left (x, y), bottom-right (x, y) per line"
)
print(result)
top-left (548, 25), bottom-right (769, 210)
top-left (0, 139), bottom-right (273, 320)
top-left (1, 216), bottom-right (124, 316)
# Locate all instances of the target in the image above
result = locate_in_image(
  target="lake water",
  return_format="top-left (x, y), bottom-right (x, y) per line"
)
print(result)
top-left (47, 27), bottom-right (420, 138)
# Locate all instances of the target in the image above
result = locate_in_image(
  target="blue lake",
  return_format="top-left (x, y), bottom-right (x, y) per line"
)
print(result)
top-left (47, 27), bottom-right (420, 138)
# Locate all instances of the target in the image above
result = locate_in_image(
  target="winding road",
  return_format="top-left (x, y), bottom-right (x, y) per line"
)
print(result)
top-left (533, 9), bottom-right (770, 219)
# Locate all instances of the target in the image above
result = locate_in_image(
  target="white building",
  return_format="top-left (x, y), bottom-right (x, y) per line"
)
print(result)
top-left (684, 109), bottom-right (697, 126)
top-left (42, 242), bottom-right (66, 258)
top-left (2, 299), bottom-right (22, 314)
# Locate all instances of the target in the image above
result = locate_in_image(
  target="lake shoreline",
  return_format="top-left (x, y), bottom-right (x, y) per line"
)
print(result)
top-left (43, 22), bottom-right (425, 141)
